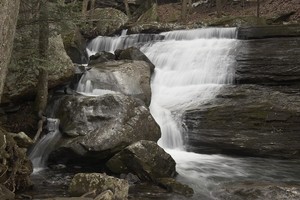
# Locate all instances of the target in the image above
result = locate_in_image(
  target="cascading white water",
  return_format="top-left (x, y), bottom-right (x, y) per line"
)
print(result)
top-left (141, 28), bottom-right (237, 149)
top-left (86, 33), bottom-right (164, 56)
top-left (29, 118), bottom-right (61, 173)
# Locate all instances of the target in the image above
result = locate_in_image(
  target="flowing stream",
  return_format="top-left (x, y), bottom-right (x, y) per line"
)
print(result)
top-left (29, 28), bottom-right (300, 199)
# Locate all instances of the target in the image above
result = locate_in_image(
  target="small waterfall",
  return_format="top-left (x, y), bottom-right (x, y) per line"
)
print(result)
top-left (29, 118), bottom-right (61, 173)
top-left (141, 28), bottom-right (238, 149)
top-left (87, 34), bottom-right (164, 55)
top-left (161, 27), bottom-right (237, 40)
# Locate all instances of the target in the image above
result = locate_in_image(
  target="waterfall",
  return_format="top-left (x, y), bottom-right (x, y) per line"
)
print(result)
top-left (86, 33), bottom-right (164, 56)
top-left (29, 118), bottom-right (61, 173)
top-left (141, 28), bottom-right (238, 149)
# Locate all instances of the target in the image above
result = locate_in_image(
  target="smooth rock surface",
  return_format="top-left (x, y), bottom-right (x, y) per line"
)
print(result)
top-left (237, 25), bottom-right (300, 39)
top-left (235, 38), bottom-right (300, 86)
top-left (184, 85), bottom-right (300, 159)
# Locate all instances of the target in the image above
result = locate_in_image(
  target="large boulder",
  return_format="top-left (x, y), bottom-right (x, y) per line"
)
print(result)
top-left (79, 60), bottom-right (152, 106)
top-left (183, 85), bottom-right (300, 159)
top-left (235, 38), bottom-right (300, 86)
top-left (106, 140), bottom-right (176, 182)
top-left (49, 93), bottom-right (160, 164)
top-left (68, 173), bottom-right (129, 199)
top-left (3, 34), bottom-right (74, 103)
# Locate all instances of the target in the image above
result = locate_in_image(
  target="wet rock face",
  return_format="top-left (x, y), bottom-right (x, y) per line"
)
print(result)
top-left (235, 38), bottom-right (300, 86)
top-left (106, 140), bottom-right (176, 181)
top-left (237, 25), bottom-right (300, 40)
top-left (183, 85), bottom-right (300, 159)
top-left (49, 94), bottom-right (160, 164)
top-left (68, 173), bottom-right (129, 199)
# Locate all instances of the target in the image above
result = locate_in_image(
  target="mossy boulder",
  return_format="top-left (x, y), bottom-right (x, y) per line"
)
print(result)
top-left (68, 173), bottom-right (129, 199)
top-left (3, 34), bottom-right (74, 103)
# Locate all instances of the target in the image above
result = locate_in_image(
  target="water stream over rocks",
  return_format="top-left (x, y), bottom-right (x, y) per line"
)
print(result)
top-left (28, 28), bottom-right (300, 199)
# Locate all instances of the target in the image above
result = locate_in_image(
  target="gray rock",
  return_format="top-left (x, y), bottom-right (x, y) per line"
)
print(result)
top-left (68, 173), bottom-right (129, 199)
top-left (183, 85), bottom-right (300, 159)
top-left (49, 94), bottom-right (160, 164)
top-left (106, 140), bottom-right (176, 181)
top-left (235, 38), bottom-right (300, 86)
top-left (237, 25), bottom-right (300, 40)
top-left (115, 47), bottom-right (155, 74)
top-left (89, 52), bottom-right (115, 65)
top-left (79, 60), bottom-right (152, 106)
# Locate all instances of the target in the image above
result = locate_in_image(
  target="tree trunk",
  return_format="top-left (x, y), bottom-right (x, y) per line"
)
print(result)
top-left (34, 0), bottom-right (49, 142)
top-left (124, 0), bottom-right (131, 17)
top-left (38, 0), bottom-right (49, 58)
top-left (181, 0), bottom-right (188, 22)
top-left (257, 0), bottom-right (260, 18)
top-left (0, 0), bottom-right (21, 103)
top-left (216, 0), bottom-right (222, 18)
top-left (82, 0), bottom-right (89, 19)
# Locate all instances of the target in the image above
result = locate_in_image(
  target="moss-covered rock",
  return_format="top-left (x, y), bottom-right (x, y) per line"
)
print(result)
top-left (3, 34), bottom-right (74, 103)
top-left (68, 173), bottom-right (129, 199)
